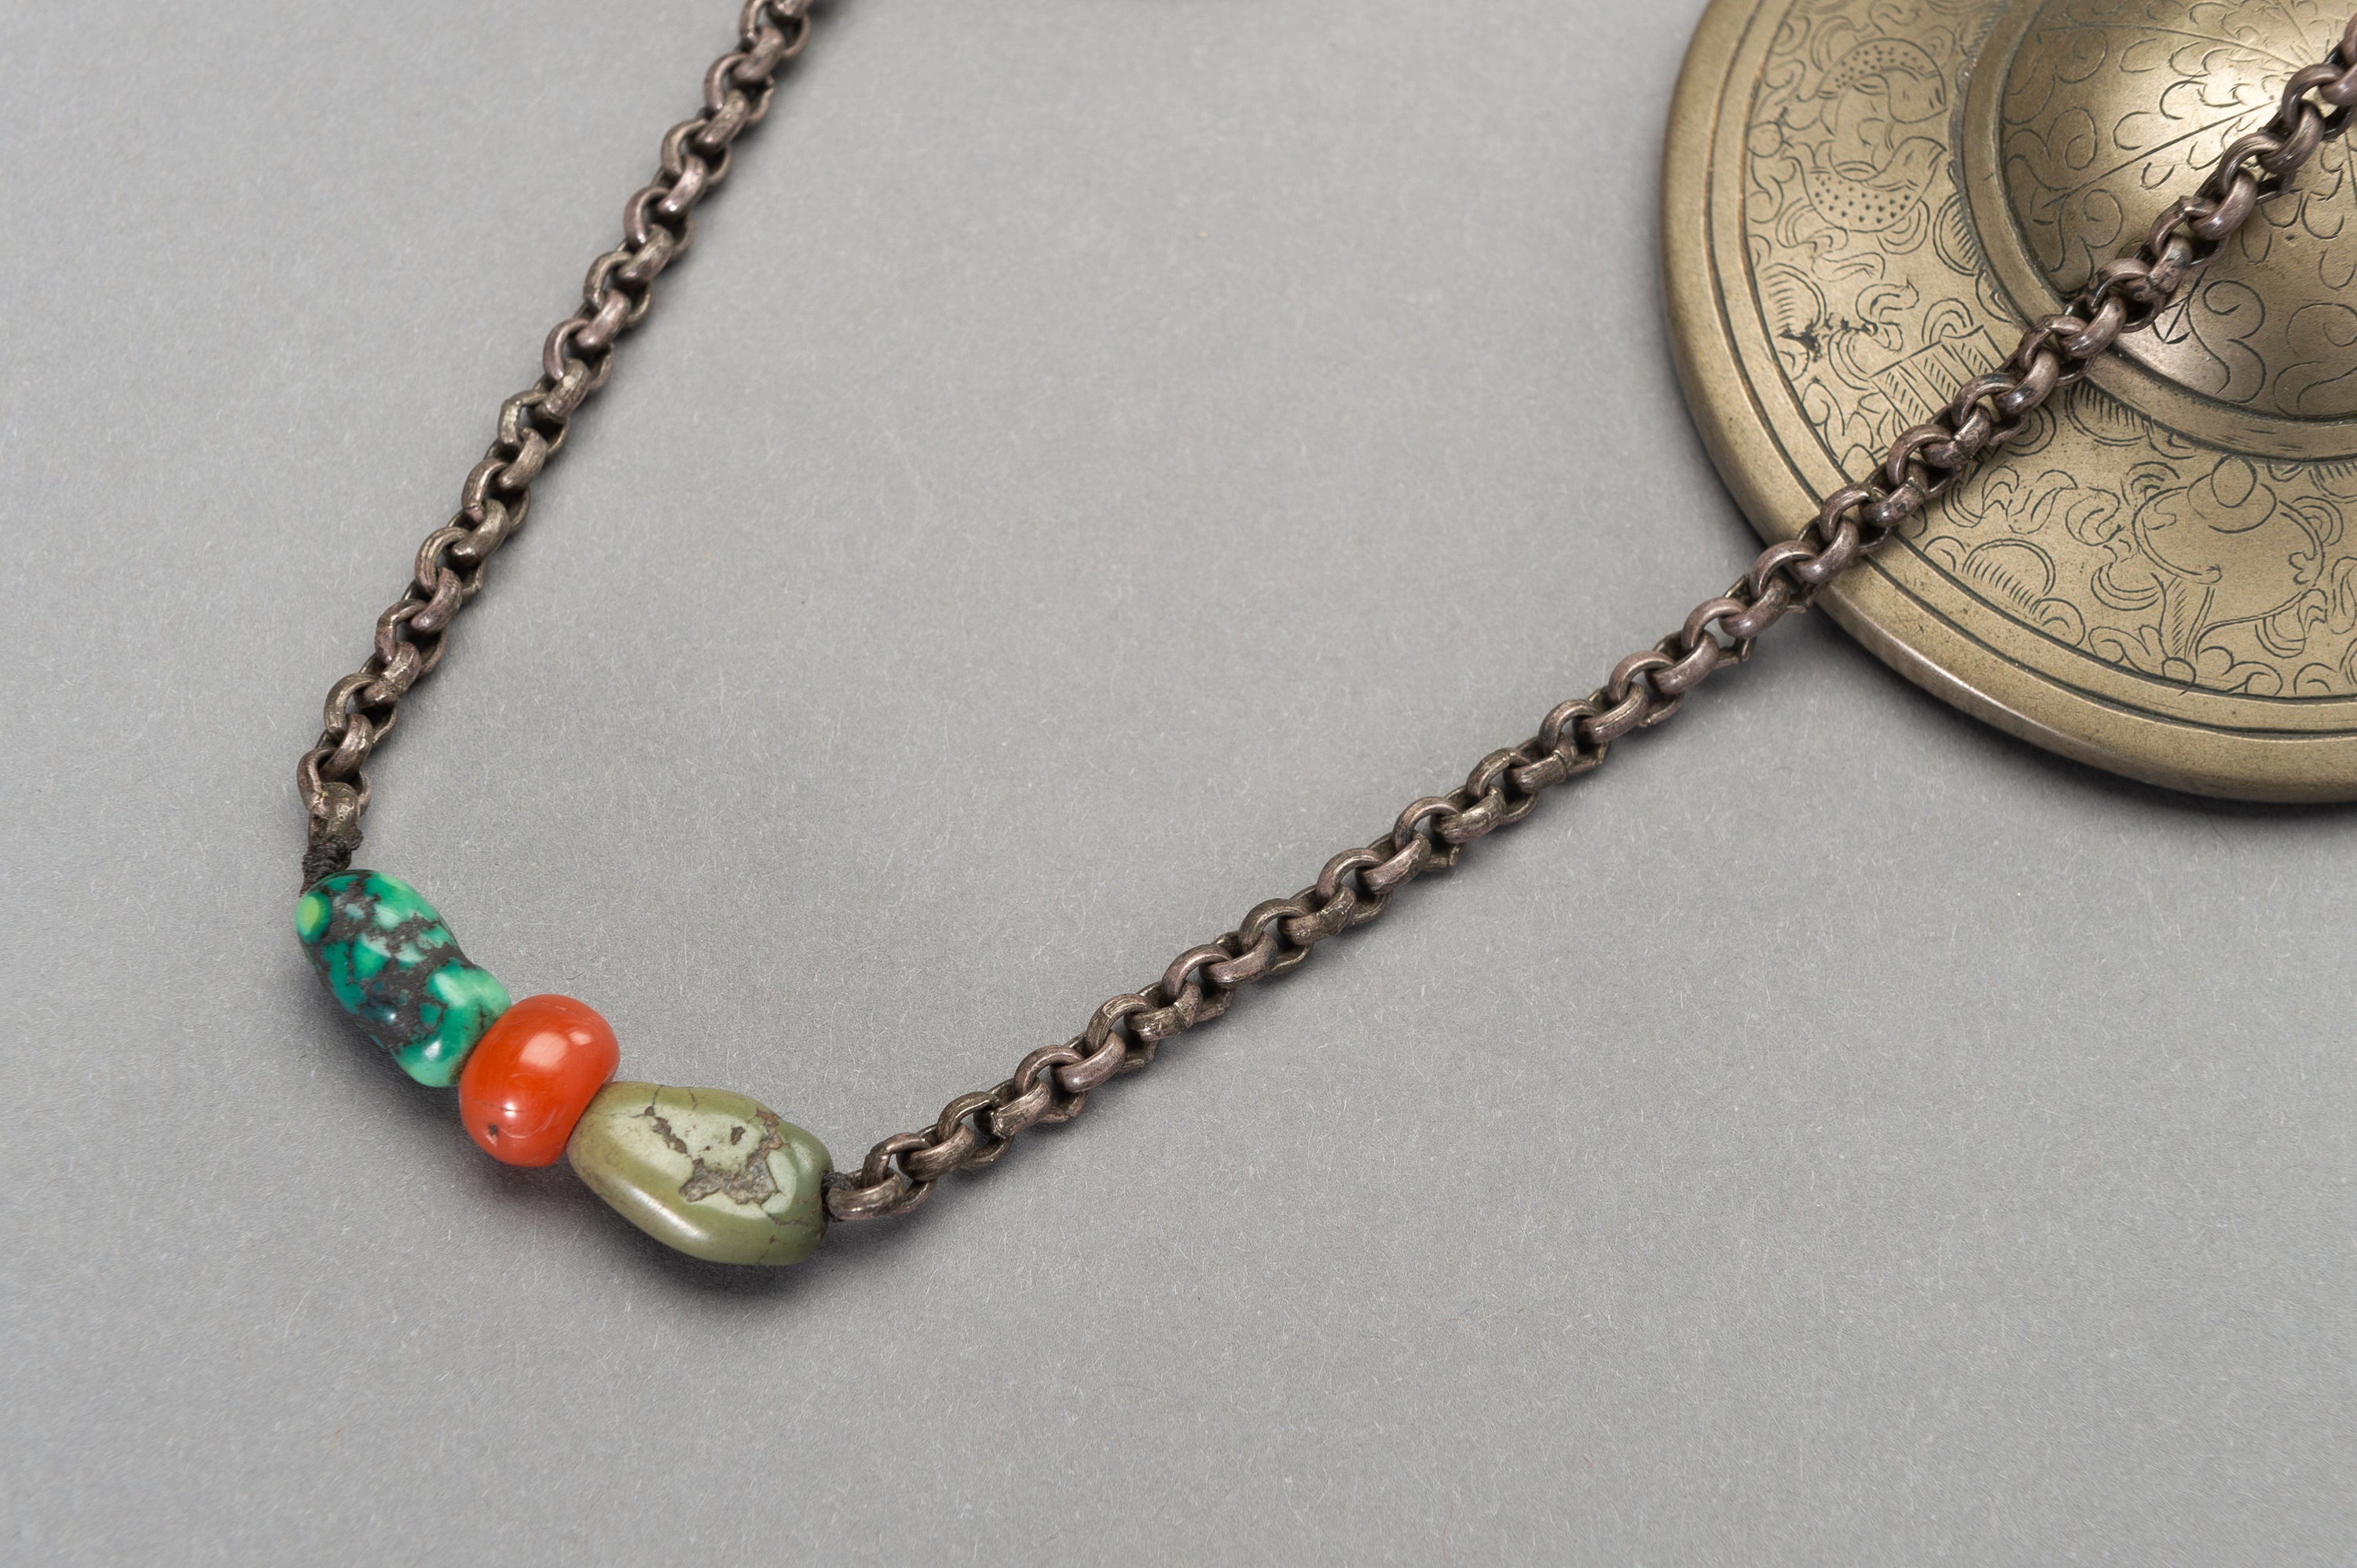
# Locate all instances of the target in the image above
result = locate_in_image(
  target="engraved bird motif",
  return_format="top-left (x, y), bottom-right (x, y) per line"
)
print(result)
top-left (1792, 39), bottom-right (1950, 234)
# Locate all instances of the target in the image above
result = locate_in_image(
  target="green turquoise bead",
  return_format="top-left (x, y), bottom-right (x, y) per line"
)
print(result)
top-left (296, 870), bottom-right (511, 1087)
top-left (567, 1083), bottom-right (830, 1266)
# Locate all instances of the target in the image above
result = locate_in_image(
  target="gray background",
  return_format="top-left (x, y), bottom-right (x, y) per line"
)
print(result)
top-left (3, 0), bottom-right (2351, 1563)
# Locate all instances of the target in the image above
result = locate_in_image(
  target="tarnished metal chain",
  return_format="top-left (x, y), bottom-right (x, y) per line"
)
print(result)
top-left (294, 4), bottom-right (2357, 1218)
top-left (296, 0), bottom-right (818, 886)
top-left (819, 13), bottom-right (2357, 1221)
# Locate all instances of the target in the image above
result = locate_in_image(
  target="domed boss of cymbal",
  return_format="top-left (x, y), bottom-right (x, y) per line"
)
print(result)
top-left (1663, 0), bottom-right (2357, 800)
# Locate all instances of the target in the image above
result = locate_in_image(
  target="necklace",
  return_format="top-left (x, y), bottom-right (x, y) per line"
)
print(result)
top-left (291, 0), bottom-right (2357, 1266)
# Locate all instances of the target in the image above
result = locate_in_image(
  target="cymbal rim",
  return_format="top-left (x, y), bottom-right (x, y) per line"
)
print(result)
top-left (1662, 0), bottom-right (2357, 801)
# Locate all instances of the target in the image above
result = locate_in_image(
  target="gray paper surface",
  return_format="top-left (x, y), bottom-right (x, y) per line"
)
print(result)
top-left (2, 1), bottom-right (2351, 1563)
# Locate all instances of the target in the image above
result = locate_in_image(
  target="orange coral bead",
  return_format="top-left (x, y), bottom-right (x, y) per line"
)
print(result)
top-left (457, 995), bottom-right (621, 1167)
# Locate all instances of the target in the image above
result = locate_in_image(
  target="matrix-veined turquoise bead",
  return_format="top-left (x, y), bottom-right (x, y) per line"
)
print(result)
top-left (568, 1083), bottom-right (830, 1265)
top-left (296, 870), bottom-right (511, 1087)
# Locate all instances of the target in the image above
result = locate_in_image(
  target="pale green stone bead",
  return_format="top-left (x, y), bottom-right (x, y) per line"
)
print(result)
top-left (567, 1083), bottom-right (830, 1266)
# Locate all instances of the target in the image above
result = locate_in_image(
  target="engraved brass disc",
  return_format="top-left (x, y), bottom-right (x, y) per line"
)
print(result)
top-left (1664, 0), bottom-right (2357, 800)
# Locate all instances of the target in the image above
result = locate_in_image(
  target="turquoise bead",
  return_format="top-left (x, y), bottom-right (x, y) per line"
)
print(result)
top-left (296, 870), bottom-right (511, 1087)
top-left (568, 1083), bottom-right (831, 1266)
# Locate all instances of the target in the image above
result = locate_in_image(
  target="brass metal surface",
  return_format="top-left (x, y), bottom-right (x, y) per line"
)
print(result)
top-left (1665, 0), bottom-right (2357, 799)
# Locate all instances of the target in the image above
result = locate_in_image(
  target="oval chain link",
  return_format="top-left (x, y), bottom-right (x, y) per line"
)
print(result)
top-left (297, 0), bottom-right (816, 885)
top-left (819, 14), bottom-right (2357, 1222)
top-left (292, 5), bottom-right (2357, 1220)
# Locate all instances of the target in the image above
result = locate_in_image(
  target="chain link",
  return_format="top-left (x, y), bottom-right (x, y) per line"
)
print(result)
top-left (297, 0), bottom-right (818, 886)
top-left (818, 13), bottom-right (2357, 1221)
top-left (294, 5), bottom-right (2357, 1219)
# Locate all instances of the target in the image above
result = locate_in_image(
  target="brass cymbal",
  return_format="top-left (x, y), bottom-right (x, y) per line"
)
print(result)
top-left (1664, 0), bottom-right (2357, 800)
